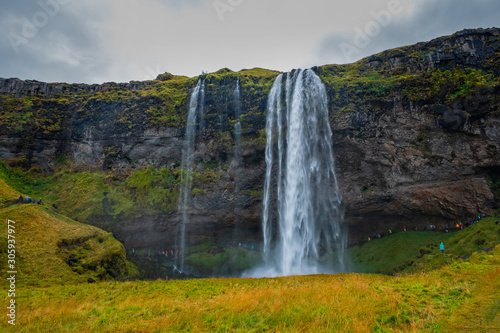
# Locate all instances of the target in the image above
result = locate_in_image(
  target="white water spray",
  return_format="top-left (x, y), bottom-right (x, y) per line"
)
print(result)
top-left (256, 69), bottom-right (345, 277)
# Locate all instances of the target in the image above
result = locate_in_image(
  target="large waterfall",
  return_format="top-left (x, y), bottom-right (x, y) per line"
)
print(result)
top-left (257, 69), bottom-right (346, 277)
top-left (176, 79), bottom-right (204, 272)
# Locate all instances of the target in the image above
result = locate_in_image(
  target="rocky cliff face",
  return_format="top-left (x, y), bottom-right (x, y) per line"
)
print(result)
top-left (0, 28), bottom-right (499, 247)
top-left (325, 28), bottom-right (500, 241)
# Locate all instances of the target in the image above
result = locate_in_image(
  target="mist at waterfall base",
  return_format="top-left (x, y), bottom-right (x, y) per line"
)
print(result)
top-left (244, 69), bottom-right (346, 278)
top-left (175, 70), bottom-right (346, 277)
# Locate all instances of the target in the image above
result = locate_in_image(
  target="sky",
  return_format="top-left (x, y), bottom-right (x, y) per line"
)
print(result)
top-left (0, 0), bottom-right (498, 84)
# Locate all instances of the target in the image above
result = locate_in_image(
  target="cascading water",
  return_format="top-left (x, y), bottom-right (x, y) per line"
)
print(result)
top-left (176, 79), bottom-right (204, 272)
top-left (198, 81), bottom-right (206, 137)
top-left (256, 69), bottom-right (346, 277)
top-left (233, 78), bottom-right (242, 168)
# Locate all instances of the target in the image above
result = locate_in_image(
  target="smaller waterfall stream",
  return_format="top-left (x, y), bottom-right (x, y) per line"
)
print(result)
top-left (176, 79), bottom-right (204, 272)
top-left (233, 78), bottom-right (242, 168)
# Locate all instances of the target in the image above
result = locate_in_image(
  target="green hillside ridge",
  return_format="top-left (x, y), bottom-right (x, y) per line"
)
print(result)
top-left (0, 176), bottom-right (139, 287)
top-left (2, 63), bottom-right (498, 139)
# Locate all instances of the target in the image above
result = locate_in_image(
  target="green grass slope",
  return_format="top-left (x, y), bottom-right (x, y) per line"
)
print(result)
top-left (348, 230), bottom-right (455, 274)
top-left (0, 177), bottom-right (138, 287)
top-left (348, 218), bottom-right (500, 275)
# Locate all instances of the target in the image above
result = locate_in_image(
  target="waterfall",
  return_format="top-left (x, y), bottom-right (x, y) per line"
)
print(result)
top-left (258, 69), bottom-right (345, 277)
top-left (176, 79), bottom-right (203, 272)
top-left (233, 78), bottom-right (242, 168)
top-left (198, 81), bottom-right (206, 137)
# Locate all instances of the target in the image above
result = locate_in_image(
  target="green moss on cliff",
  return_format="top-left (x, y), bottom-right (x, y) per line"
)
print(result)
top-left (0, 95), bottom-right (33, 133)
top-left (0, 160), bottom-right (229, 231)
top-left (400, 68), bottom-right (498, 104)
top-left (317, 60), bottom-right (500, 126)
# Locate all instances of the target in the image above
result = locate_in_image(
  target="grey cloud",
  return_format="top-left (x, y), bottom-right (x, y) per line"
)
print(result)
top-left (1, 0), bottom-right (498, 84)
top-left (157, 0), bottom-right (205, 9)
top-left (0, 0), bottom-right (112, 83)
top-left (316, 0), bottom-right (500, 65)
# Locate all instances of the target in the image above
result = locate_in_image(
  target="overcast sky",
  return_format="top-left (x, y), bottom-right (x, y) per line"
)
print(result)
top-left (0, 0), bottom-right (498, 84)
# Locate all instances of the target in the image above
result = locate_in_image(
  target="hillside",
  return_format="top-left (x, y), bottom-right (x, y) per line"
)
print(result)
top-left (0, 177), bottom-right (138, 287)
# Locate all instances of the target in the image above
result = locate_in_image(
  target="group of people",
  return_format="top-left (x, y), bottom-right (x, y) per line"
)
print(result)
top-left (368, 215), bottom-right (487, 243)
top-left (17, 195), bottom-right (42, 205)
top-left (230, 242), bottom-right (255, 251)
top-left (131, 248), bottom-right (179, 258)
top-left (130, 242), bottom-right (257, 259)
top-left (455, 215), bottom-right (484, 230)
top-left (402, 224), bottom-right (449, 232)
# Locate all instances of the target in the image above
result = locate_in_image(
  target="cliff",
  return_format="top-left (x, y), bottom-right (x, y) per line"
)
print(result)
top-left (0, 28), bottom-right (499, 248)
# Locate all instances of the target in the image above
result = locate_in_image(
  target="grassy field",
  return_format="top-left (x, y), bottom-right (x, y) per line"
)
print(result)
top-left (0, 245), bottom-right (497, 332)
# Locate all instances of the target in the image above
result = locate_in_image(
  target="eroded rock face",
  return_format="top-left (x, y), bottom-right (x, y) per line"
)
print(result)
top-left (331, 89), bottom-right (500, 242)
top-left (1, 28), bottom-right (499, 247)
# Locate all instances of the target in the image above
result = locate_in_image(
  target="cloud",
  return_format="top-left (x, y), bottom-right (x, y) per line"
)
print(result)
top-left (0, 0), bottom-right (498, 84)
top-left (0, 0), bottom-right (112, 83)
top-left (315, 0), bottom-right (500, 65)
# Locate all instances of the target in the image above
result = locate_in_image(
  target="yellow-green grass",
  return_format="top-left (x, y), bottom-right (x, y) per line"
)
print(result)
top-left (0, 178), bottom-right (138, 287)
top-left (1, 246), bottom-right (498, 332)
top-left (0, 178), bottom-right (20, 206)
